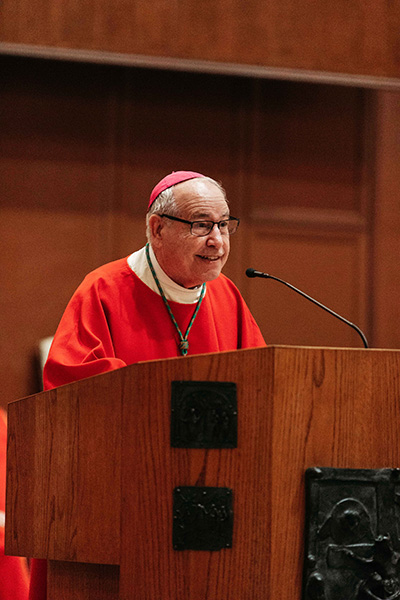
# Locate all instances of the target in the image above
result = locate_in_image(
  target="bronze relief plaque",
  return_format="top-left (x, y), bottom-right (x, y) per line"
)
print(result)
top-left (303, 467), bottom-right (400, 600)
top-left (170, 381), bottom-right (237, 448)
top-left (173, 486), bottom-right (234, 551)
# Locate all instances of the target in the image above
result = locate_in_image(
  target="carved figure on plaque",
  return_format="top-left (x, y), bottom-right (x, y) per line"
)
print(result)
top-left (340, 535), bottom-right (400, 599)
top-left (303, 468), bottom-right (400, 600)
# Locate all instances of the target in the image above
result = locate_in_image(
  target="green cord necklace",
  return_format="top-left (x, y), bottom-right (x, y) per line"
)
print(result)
top-left (145, 243), bottom-right (206, 356)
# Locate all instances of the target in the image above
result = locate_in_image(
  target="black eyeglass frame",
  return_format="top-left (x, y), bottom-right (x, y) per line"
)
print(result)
top-left (159, 214), bottom-right (240, 236)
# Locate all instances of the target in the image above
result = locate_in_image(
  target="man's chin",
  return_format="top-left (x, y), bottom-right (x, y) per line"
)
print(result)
top-left (183, 269), bottom-right (222, 288)
top-left (202, 266), bottom-right (223, 283)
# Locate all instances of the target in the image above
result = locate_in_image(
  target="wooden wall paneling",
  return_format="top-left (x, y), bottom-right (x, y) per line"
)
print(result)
top-left (245, 225), bottom-right (369, 348)
top-left (1, 54), bottom-right (397, 410)
top-left (239, 79), bottom-right (372, 348)
top-left (372, 91), bottom-right (400, 349)
top-left (1, 1), bottom-right (400, 79)
top-left (249, 80), bottom-right (366, 212)
top-left (0, 58), bottom-right (253, 407)
top-left (0, 57), bottom-right (120, 406)
top-left (117, 68), bottom-right (250, 216)
top-left (357, 89), bottom-right (377, 345)
top-left (110, 68), bottom-right (251, 285)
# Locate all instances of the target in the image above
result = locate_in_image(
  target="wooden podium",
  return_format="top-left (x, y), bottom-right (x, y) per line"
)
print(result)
top-left (5, 345), bottom-right (400, 599)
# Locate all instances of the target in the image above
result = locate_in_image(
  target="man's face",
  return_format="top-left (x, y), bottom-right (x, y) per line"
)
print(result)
top-left (150, 178), bottom-right (231, 288)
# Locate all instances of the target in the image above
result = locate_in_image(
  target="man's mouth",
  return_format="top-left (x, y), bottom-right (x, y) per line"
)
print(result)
top-left (197, 255), bottom-right (221, 262)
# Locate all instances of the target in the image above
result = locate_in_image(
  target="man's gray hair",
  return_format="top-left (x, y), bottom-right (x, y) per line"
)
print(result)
top-left (146, 176), bottom-right (227, 241)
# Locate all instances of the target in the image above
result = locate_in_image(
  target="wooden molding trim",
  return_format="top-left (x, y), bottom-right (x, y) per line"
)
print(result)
top-left (250, 207), bottom-right (367, 231)
top-left (1, 42), bottom-right (400, 91)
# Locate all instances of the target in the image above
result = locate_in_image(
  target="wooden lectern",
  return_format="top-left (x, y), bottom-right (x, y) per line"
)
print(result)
top-left (5, 345), bottom-right (400, 599)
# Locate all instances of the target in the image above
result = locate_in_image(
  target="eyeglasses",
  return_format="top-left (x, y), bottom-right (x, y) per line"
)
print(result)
top-left (160, 214), bottom-right (240, 237)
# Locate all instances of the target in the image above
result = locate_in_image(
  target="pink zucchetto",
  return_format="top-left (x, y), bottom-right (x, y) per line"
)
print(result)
top-left (147, 171), bottom-right (205, 211)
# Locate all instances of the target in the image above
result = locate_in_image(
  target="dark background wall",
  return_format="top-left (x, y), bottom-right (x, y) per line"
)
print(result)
top-left (1, 1), bottom-right (400, 407)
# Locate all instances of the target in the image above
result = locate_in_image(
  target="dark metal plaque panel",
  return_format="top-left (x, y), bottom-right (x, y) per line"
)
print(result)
top-left (303, 467), bottom-right (400, 600)
top-left (173, 486), bottom-right (234, 551)
top-left (170, 381), bottom-right (237, 448)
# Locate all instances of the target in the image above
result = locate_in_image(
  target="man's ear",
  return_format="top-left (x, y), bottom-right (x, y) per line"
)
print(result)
top-left (148, 214), bottom-right (164, 246)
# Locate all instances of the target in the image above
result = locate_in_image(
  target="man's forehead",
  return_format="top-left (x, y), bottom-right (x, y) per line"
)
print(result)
top-left (190, 205), bottom-right (230, 219)
top-left (174, 179), bottom-right (227, 208)
top-left (176, 194), bottom-right (229, 218)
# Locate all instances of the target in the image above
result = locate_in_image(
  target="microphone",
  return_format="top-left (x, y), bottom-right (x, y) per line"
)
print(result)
top-left (246, 268), bottom-right (368, 349)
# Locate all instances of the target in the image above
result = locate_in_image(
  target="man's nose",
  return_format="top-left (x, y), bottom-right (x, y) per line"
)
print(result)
top-left (206, 223), bottom-right (224, 245)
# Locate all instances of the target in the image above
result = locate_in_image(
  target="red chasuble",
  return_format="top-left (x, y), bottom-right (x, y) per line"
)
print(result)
top-left (29, 257), bottom-right (265, 599)
top-left (43, 257), bottom-right (265, 389)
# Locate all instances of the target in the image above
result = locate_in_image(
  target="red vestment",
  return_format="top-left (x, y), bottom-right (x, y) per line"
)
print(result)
top-left (30, 257), bottom-right (265, 598)
top-left (0, 410), bottom-right (29, 600)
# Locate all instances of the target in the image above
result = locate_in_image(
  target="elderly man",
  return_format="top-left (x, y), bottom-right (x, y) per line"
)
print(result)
top-left (29, 170), bottom-right (265, 599)
top-left (43, 170), bottom-right (265, 389)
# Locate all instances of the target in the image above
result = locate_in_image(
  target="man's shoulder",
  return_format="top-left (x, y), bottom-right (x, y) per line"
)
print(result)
top-left (82, 256), bottom-right (132, 285)
top-left (73, 257), bottom-right (137, 300)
